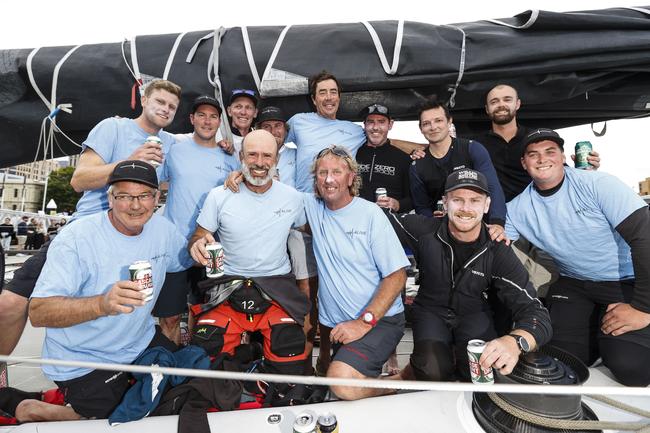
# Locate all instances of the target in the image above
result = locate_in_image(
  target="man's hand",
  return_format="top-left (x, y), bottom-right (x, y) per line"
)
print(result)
top-left (218, 139), bottom-right (234, 155)
top-left (570, 150), bottom-right (601, 170)
top-left (190, 233), bottom-right (217, 266)
top-left (487, 224), bottom-right (508, 243)
top-left (376, 195), bottom-right (400, 211)
top-left (224, 170), bottom-right (243, 193)
top-left (410, 148), bottom-right (426, 160)
top-left (129, 141), bottom-right (164, 165)
top-left (479, 335), bottom-right (521, 375)
top-left (99, 280), bottom-right (147, 316)
top-left (601, 303), bottom-right (650, 336)
top-left (330, 319), bottom-right (372, 345)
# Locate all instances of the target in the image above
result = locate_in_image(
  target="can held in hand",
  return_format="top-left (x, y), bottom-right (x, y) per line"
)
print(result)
top-left (574, 141), bottom-right (593, 169)
top-left (293, 411), bottom-right (317, 433)
top-left (0, 362), bottom-right (8, 388)
top-left (375, 187), bottom-right (387, 201)
top-left (317, 412), bottom-right (339, 433)
top-left (129, 260), bottom-right (154, 302)
top-left (145, 135), bottom-right (163, 167)
top-left (467, 339), bottom-right (494, 384)
top-left (205, 242), bottom-right (225, 278)
top-left (436, 200), bottom-right (444, 213)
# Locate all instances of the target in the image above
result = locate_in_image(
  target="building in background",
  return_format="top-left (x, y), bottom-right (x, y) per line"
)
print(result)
top-left (639, 177), bottom-right (650, 196)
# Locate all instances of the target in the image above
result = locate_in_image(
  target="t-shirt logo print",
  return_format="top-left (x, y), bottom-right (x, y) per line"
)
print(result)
top-left (273, 208), bottom-right (292, 217)
top-left (345, 229), bottom-right (367, 239)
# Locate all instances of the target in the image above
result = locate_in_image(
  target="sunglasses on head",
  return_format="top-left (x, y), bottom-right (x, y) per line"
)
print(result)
top-left (366, 104), bottom-right (389, 115)
top-left (316, 145), bottom-right (352, 159)
top-left (232, 89), bottom-right (256, 97)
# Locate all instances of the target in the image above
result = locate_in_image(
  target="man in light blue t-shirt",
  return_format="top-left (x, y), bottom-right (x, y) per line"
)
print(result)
top-left (157, 96), bottom-right (239, 343)
top-left (188, 130), bottom-right (310, 376)
top-left (506, 128), bottom-right (650, 387)
top-left (304, 145), bottom-right (410, 401)
top-left (0, 80), bottom-right (181, 357)
top-left (16, 161), bottom-right (191, 422)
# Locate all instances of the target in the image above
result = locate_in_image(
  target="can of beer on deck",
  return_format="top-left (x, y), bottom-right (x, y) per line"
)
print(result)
top-left (375, 187), bottom-right (387, 201)
top-left (0, 362), bottom-right (8, 388)
top-left (467, 339), bottom-right (494, 384)
top-left (574, 141), bottom-right (593, 169)
top-left (317, 412), bottom-right (339, 433)
top-left (205, 242), bottom-right (225, 278)
top-left (145, 135), bottom-right (163, 167)
top-left (129, 260), bottom-right (154, 302)
top-left (293, 411), bottom-right (318, 433)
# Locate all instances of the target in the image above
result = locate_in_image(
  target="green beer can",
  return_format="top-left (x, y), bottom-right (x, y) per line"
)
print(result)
top-left (574, 141), bottom-right (593, 169)
top-left (467, 339), bottom-right (494, 384)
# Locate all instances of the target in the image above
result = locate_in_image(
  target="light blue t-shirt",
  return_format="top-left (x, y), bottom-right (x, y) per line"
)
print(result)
top-left (303, 194), bottom-right (410, 327)
top-left (277, 143), bottom-right (297, 188)
top-left (196, 181), bottom-right (306, 277)
top-left (506, 167), bottom-right (647, 281)
top-left (73, 118), bottom-right (175, 219)
top-left (286, 112), bottom-right (365, 193)
top-left (161, 135), bottom-right (239, 239)
top-left (31, 212), bottom-right (192, 381)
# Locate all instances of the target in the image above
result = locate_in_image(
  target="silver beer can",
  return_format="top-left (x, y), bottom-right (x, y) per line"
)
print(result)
top-left (129, 260), bottom-right (154, 302)
top-left (467, 339), bottom-right (494, 384)
top-left (145, 135), bottom-right (163, 167)
top-left (293, 411), bottom-right (317, 433)
top-left (375, 187), bottom-right (387, 201)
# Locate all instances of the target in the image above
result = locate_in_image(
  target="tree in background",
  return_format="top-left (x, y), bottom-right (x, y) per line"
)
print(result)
top-left (45, 167), bottom-right (80, 214)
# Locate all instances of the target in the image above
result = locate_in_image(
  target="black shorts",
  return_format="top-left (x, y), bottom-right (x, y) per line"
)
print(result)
top-left (55, 326), bottom-right (176, 419)
top-left (152, 269), bottom-right (190, 317)
top-left (2, 241), bottom-right (50, 298)
top-left (332, 313), bottom-right (405, 377)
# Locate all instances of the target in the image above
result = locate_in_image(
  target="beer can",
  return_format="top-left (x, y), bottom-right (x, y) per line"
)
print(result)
top-left (205, 242), bottom-right (225, 278)
top-left (129, 260), bottom-right (154, 302)
top-left (293, 411), bottom-right (317, 433)
top-left (375, 187), bottom-right (387, 200)
top-left (467, 339), bottom-right (494, 384)
top-left (436, 200), bottom-right (444, 213)
top-left (317, 412), bottom-right (339, 433)
top-left (145, 135), bottom-right (163, 167)
top-left (0, 361), bottom-right (8, 388)
top-left (574, 141), bottom-right (593, 169)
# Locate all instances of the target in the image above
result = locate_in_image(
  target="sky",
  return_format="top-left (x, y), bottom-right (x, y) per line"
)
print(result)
top-left (1, 0), bottom-right (648, 192)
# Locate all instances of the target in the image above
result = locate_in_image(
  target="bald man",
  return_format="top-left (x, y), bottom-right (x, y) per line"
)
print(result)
top-left (188, 130), bottom-right (310, 376)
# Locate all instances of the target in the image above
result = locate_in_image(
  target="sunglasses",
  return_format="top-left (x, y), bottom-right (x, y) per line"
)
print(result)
top-left (316, 145), bottom-right (352, 159)
top-left (232, 89), bottom-right (256, 97)
top-left (366, 104), bottom-right (389, 115)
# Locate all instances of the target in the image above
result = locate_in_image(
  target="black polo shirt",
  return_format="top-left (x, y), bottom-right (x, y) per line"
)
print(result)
top-left (473, 125), bottom-right (532, 202)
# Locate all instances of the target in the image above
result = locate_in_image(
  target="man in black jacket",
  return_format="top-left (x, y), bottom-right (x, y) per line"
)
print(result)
top-left (390, 169), bottom-right (552, 381)
top-left (356, 103), bottom-right (413, 213)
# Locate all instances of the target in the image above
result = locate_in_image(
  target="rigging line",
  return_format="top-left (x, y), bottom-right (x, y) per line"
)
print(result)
top-left (361, 20), bottom-right (404, 75)
top-left (120, 39), bottom-right (138, 81)
top-left (240, 26), bottom-right (261, 93)
top-left (442, 24), bottom-right (466, 108)
top-left (1, 355), bottom-right (648, 397)
top-left (163, 32), bottom-right (188, 80)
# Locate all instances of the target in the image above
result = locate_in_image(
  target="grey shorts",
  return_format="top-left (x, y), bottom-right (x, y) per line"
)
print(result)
top-left (287, 230), bottom-right (318, 280)
top-left (332, 313), bottom-right (405, 378)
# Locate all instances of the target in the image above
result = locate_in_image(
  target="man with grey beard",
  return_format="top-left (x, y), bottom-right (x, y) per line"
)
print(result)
top-left (187, 130), bottom-right (310, 376)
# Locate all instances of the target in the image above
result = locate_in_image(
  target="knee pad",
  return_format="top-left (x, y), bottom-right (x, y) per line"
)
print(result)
top-left (410, 340), bottom-right (454, 381)
top-left (270, 322), bottom-right (306, 358)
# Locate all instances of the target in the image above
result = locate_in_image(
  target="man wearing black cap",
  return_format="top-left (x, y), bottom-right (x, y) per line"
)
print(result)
top-left (159, 95), bottom-right (239, 343)
top-left (16, 161), bottom-right (191, 422)
top-left (356, 103), bottom-right (413, 213)
top-left (0, 79), bottom-right (181, 356)
top-left (216, 89), bottom-right (258, 159)
top-left (389, 168), bottom-right (551, 382)
top-left (506, 128), bottom-right (650, 386)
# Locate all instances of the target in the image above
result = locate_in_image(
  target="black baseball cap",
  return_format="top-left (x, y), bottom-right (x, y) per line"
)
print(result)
top-left (522, 128), bottom-right (565, 155)
top-left (192, 95), bottom-right (222, 115)
top-left (445, 168), bottom-right (489, 195)
top-left (360, 103), bottom-right (391, 120)
top-left (108, 160), bottom-right (159, 189)
top-left (256, 106), bottom-right (287, 125)
top-left (229, 89), bottom-right (258, 107)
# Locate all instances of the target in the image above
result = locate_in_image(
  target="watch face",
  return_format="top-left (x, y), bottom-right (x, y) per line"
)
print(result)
top-left (363, 312), bottom-right (373, 322)
top-left (518, 336), bottom-right (530, 352)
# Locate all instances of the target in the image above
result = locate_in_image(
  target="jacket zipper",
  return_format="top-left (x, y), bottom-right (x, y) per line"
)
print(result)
top-left (369, 152), bottom-right (376, 183)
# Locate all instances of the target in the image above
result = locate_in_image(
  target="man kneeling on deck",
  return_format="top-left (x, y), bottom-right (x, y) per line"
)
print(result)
top-left (303, 146), bottom-right (411, 400)
top-left (389, 169), bottom-right (552, 382)
top-left (16, 161), bottom-right (191, 422)
top-left (188, 130), bottom-right (310, 376)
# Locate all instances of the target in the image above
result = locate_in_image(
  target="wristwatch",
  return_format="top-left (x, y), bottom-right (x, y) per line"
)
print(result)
top-left (361, 310), bottom-right (378, 327)
top-left (508, 334), bottom-right (531, 353)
